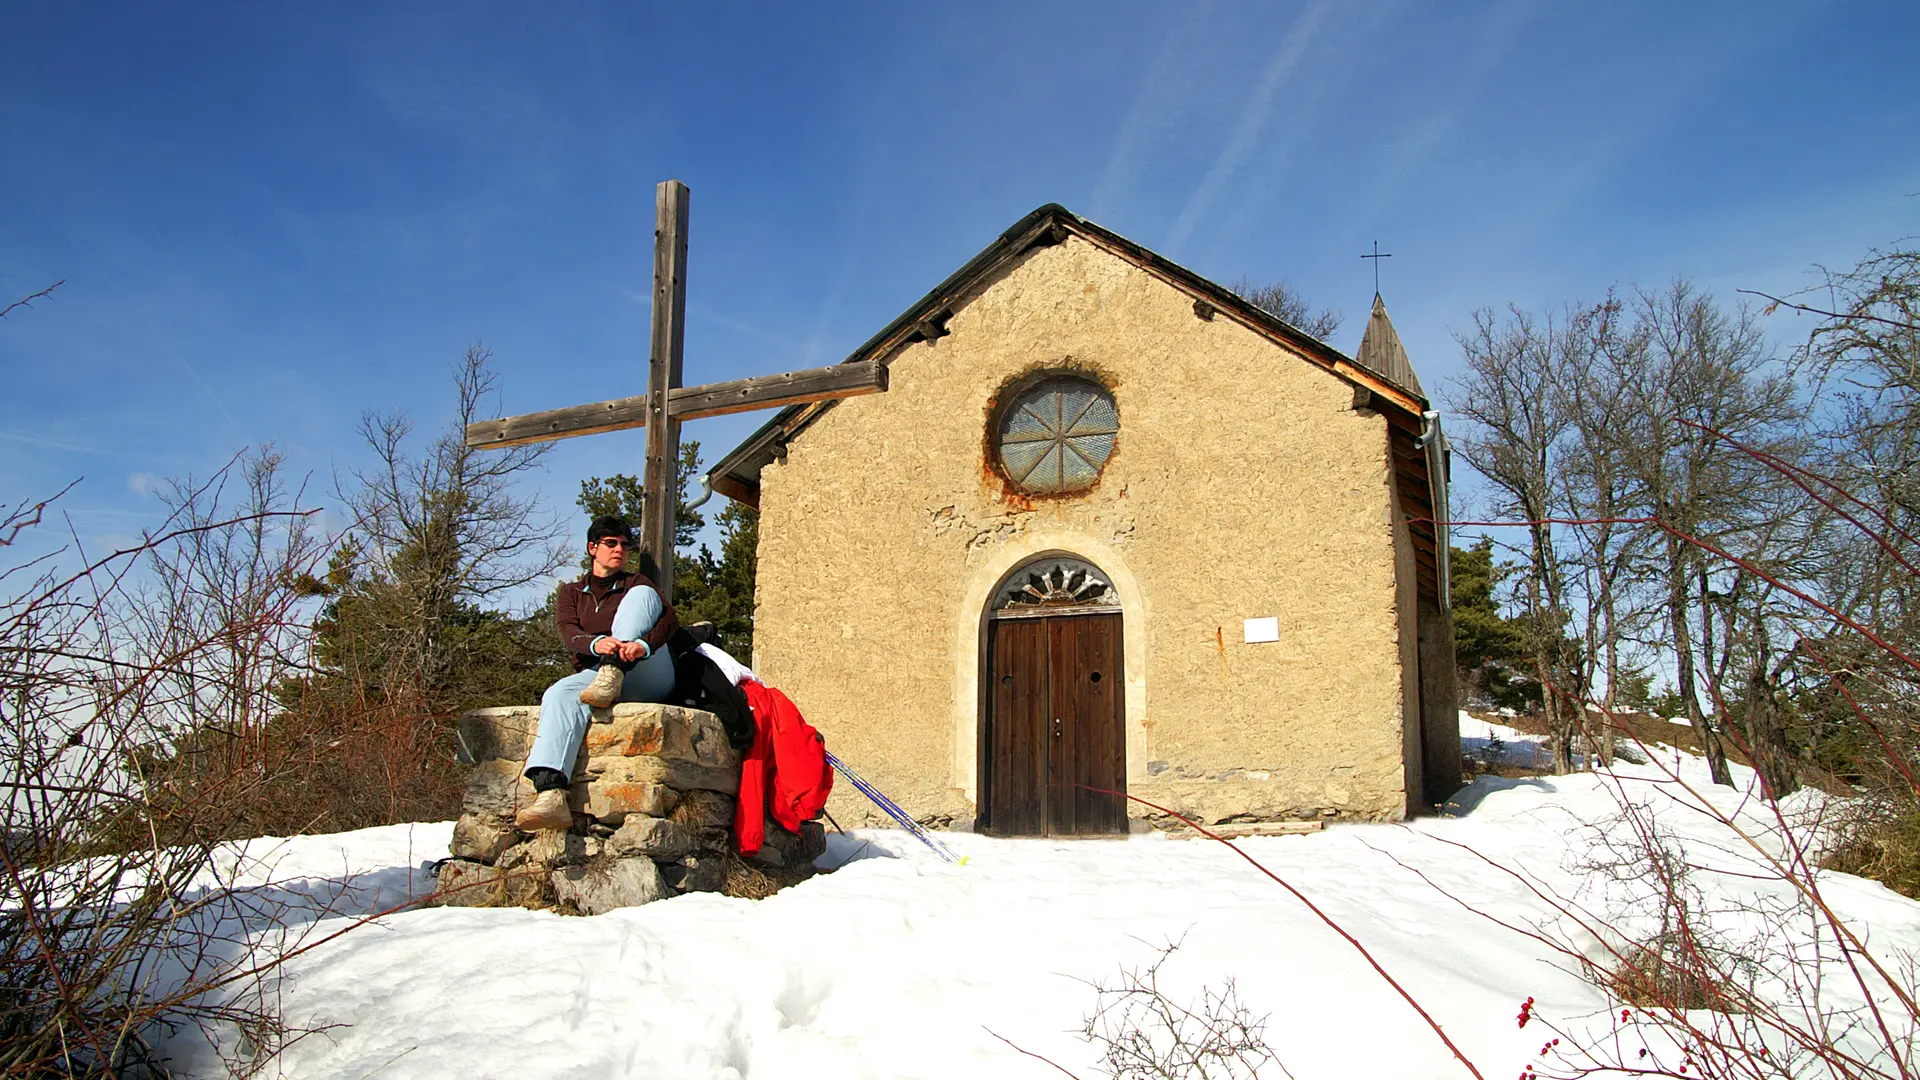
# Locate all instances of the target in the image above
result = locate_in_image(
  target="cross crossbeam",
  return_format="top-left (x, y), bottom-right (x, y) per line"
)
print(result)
top-left (463, 358), bottom-right (888, 450)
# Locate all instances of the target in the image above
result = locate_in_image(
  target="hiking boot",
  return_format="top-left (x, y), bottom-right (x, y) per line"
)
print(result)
top-left (579, 662), bottom-right (623, 708)
top-left (514, 788), bottom-right (573, 832)
top-left (684, 621), bottom-right (719, 649)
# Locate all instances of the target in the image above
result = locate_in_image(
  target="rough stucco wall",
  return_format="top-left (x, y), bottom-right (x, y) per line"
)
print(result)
top-left (754, 237), bottom-right (1410, 828)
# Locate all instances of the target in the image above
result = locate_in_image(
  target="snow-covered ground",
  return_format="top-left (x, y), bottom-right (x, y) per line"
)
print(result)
top-left (156, 720), bottom-right (1919, 1079)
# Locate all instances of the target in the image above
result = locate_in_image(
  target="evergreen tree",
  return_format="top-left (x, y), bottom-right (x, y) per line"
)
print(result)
top-left (1451, 539), bottom-right (1532, 711)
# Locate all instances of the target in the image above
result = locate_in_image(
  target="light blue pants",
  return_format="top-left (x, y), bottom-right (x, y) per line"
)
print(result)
top-left (526, 584), bottom-right (678, 779)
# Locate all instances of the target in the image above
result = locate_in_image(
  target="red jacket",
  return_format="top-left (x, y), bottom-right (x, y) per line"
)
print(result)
top-left (734, 682), bottom-right (834, 856)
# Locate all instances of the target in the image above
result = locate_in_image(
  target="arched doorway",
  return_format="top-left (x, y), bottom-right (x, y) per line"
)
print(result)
top-left (981, 557), bottom-right (1126, 836)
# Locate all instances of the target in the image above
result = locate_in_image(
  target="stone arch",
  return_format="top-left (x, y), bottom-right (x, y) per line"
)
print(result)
top-left (948, 533), bottom-right (1149, 826)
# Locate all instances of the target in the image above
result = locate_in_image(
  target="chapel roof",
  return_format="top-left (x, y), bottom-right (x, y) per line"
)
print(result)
top-left (707, 203), bottom-right (1433, 507)
top-left (1356, 293), bottom-right (1425, 399)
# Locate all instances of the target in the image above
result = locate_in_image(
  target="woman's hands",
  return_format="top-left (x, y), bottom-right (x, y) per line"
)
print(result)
top-left (594, 638), bottom-right (653, 663)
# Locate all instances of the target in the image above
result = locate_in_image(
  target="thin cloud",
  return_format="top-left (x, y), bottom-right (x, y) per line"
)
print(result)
top-left (0, 430), bottom-right (133, 458)
top-left (1164, 0), bottom-right (1333, 258)
top-left (1086, 5), bottom-right (1218, 222)
top-left (159, 328), bottom-right (247, 444)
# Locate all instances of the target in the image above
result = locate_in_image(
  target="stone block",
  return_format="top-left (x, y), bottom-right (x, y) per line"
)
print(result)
top-left (796, 819), bottom-right (828, 863)
top-left (433, 859), bottom-right (546, 908)
top-left (583, 704), bottom-right (740, 769)
top-left (552, 857), bottom-right (667, 915)
top-left (460, 759), bottom-right (526, 819)
top-left (663, 854), bottom-right (726, 894)
top-left (668, 789), bottom-right (736, 830)
top-left (582, 755), bottom-right (739, 797)
top-left (608, 815), bottom-right (692, 860)
top-left (500, 829), bottom-right (595, 871)
top-left (433, 860), bottom-right (499, 907)
top-left (457, 706), bottom-right (540, 764)
top-left (449, 816), bottom-right (516, 864)
top-left (750, 820), bottom-right (829, 868)
top-left (576, 779), bottom-right (679, 825)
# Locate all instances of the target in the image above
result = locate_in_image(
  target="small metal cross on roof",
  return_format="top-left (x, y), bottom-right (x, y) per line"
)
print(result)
top-left (1361, 240), bottom-right (1393, 295)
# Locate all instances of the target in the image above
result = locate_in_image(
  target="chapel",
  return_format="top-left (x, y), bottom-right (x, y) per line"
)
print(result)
top-left (706, 205), bottom-right (1460, 835)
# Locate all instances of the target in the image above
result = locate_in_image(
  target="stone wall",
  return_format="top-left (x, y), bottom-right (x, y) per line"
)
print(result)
top-left (433, 704), bottom-right (825, 914)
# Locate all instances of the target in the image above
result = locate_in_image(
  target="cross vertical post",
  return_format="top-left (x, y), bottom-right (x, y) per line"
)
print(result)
top-left (1361, 240), bottom-right (1392, 295)
top-left (644, 180), bottom-right (690, 603)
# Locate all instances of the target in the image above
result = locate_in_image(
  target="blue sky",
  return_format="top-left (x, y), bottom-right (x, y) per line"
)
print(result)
top-left (3, 2), bottom-right (1917, 575)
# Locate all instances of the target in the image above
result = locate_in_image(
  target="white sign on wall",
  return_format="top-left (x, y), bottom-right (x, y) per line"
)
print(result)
top-left (1243, 616), bottom-right (1279, 644)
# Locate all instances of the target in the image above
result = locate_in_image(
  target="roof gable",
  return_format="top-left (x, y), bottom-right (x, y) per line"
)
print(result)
top-left (709, 204), bottom-right (1431, 501)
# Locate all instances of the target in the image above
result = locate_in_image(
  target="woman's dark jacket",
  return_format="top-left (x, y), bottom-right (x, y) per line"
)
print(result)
top-left (554, 570), bottom-right (679, 671)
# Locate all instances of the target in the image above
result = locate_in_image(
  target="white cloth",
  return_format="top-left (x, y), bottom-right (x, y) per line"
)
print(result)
top-left (696, 642), bottom-right (758, 687)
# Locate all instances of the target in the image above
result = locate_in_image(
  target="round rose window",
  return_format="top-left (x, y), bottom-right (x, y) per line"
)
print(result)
top-left (996, 376), bottom-right (1118, 494)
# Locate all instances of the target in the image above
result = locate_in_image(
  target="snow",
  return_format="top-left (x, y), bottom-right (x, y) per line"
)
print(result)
top-left (149, 738), bottom-right (1919, 1079)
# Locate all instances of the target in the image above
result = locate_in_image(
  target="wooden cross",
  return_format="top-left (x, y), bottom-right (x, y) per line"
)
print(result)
top-left (464, 180), bottom-right (888, 602)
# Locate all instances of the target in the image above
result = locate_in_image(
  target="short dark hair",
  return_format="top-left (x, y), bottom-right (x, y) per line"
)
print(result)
top-left (586, 515), bottom-right (632, 546)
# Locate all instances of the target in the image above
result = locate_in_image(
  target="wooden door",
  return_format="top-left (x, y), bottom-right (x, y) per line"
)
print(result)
top-left (986, 612), bottom-right (1125, 835)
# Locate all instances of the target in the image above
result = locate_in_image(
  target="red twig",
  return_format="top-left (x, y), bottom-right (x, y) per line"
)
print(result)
top-left (1084, 786), bottom-right (1489, 1080)
top-left (985, 1028), bottom-right (1087, 1078)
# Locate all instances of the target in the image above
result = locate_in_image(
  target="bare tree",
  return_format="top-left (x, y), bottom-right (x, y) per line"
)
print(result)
top-left (334, 344), bottom-right (565, 705)
top-left (1556, 293), bottom-right (1658, 765)
top-left (1227, 278), bottom-right (1343, 341)
top-left (1448, 304), bottom-right (1582, 772)
top-left (1614, 281), bottom-right (1805, 788)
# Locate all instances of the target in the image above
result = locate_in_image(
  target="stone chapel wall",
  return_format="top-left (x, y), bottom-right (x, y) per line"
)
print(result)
top-left (753, 237), bottom-right (1412, 827)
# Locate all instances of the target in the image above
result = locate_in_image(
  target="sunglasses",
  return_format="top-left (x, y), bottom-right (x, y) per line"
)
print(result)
top-left (595, 537), bottom-right (630, 550)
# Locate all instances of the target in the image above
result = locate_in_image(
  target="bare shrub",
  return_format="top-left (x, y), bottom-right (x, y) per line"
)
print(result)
top-left (0, 456), bottom-right (398, 1076)
top-left (1079, 940), bottom-right (1289, 1080)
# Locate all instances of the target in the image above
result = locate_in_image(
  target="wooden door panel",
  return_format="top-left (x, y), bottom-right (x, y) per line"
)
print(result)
top-left (987, 618), bottom-right (1047, 835)
top-left (1072, 614), bottom-right (1126, 833)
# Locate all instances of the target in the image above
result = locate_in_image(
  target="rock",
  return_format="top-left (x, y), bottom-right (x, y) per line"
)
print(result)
top-left (583, 704), bottom-right (739, 768)
top-left (663, 854), bottom-right (726, 894)
top-left (796, 820), bottom-right (827, 863)
top-left (457, 707), bottom-right (540, 764)
top-left (449, 816), bottom-right (516, 864)
top-left (460, 760), bottom-right (526, 819)
top-left (499, 829), bottom-right (598, 871)
top-left (578, 778), bottom-right (679, 824)
top-left (433, 859), bottom-right (547, 908)
top-left (552, 857), bottom-right (667, 914)
top-left (753, 821), bottom-right (826, 868)
top-left (433, 860), bottom-right (500, 907)
top-left (668, 789), bottom-right (736, 830)
top-left (685, 825), bottom-right (732, 854)
top-left (581, 754), bottom-right (740, 796)
top-left (607, 816), bottom-right (693, 860)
